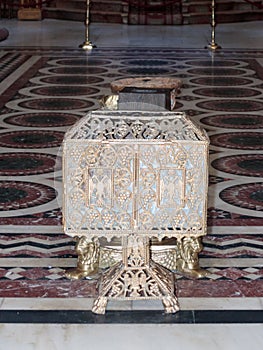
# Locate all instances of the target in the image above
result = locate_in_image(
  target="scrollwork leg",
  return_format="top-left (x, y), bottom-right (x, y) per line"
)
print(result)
top-left (92, 296), bottom-right (108, 315)
top-left (162, 294), bottom-right (180, 314)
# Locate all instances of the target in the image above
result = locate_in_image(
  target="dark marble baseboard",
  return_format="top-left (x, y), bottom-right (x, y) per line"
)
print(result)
top-left (1, 310), bottom-right (263, 324)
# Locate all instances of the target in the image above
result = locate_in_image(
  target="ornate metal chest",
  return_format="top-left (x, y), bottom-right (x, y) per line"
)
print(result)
top-left (63, 110), bottom-right (209, 314)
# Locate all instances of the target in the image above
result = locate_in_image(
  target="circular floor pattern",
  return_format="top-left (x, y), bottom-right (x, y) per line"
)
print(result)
top-left (0, 27), bottom-right (9, 42)
top-left (0, 181), bottom-right (56, 211)
top-left (0, 130), bottom-right (64, 148)
top-left (193, 87), bottom-right (261, 98)
top-left (118, 67), bottom-right (172, 75)
top-left (200, 114), bottom-right (263, 129)
top-left (187, 68), bottom-right (247, 76)
top-left (219, 182), bottom-right (263, 211)
top-left (47, 67), bottom-right (108, 75)
top-left (17, 98), bottom-right (94, 111)
top-left (54, 59), bottom-right (112, 66)
top-left (196, 99), bottom-right (263, 112)
top-left (210, 132), bottom-right (263, 150)
top-left (96, 83), bottom-right (112, 89)
top-left (29, 86), bottom-right (100, 97)
top-left (212, 154), bottom-right (263, 177)
top-left (189, 77), bottom-right (252, 86)
top-left (0, 153), bottom-right (58, 176)
top-left (39, 76), bottom-right (104, 85)
top-left (120, 59), bottom-right (172, 66)
top-left (171, 101), bottom-right (184, 110)
top-left (4, 112), bottom-right (81, 127)
top-left (185, 60), bottom-right (240, 67)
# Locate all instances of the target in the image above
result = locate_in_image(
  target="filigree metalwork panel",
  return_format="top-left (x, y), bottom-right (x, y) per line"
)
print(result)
top-left (63, 140), bottom-right (208, 239)
top-left (65, 110), bottom-right (207, 141)
top-left (63, 110), bottom-right (209, 314)
top-left (64, 142), bottom-right (135, 237)
top-left (63, 110), bottom-right (209, 240)
top-left (137, 142), bottom-right (208, 236)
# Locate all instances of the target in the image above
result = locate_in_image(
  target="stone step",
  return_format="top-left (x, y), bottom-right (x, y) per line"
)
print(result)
top-left (183, 8), bottom-right (263, 24)
top-left (43, 0), bottom-right (263, 24)
top-left (183, 0), bottom-right (262, 13)
top-left (54, 0), bottom-right (124, 12)
top-left (90, 11), bottom-right (125, 24)
top-left (127, 0), bottom-right (182, 24)
top-left (129, 12), bottom-right (182, 25)
top-left (43, 7), bottom-right (86, 21)
top-left (43, 8), bottom-right (125, 23)
top-left (44, 0), bottom-right (126, 23)
top-left (55, 0), bottom-right (86, 11)
top-left (92, 0), bottom-right (124, 12)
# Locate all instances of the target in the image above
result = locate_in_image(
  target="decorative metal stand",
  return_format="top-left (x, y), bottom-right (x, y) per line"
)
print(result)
top-left (79, 0), bottom-right (96, 50)
top-left (63, 111), bottom-right (209, 314)
top-left (92, 236), bottom-right (178, 314)
top-left (206, 0), bottom-right (221, 51)
top-left (66, 235), bottom-right (208, 282)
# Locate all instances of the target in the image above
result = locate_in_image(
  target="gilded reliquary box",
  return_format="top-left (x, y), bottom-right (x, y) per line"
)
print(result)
top-left (63, 111), bottom-right (209, 241)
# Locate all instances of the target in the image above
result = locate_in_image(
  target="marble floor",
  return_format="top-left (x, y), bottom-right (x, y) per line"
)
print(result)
top-left (0, 19), bottom-right (263, 48)
top-left (0, 18), bottom-right (262, 349)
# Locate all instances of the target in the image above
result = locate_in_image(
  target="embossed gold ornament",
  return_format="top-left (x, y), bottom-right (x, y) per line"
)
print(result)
top-left (63, 110), bottom-right (209, 313)
top-left (65, 236), bottom-right (100, 280)
top-left (67, 236), bottom-right (207, 279)
top-left (100, 95), bottom-right (118, 110)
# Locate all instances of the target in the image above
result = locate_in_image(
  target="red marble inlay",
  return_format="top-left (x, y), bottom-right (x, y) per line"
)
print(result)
top-left (177, 280), bottom-right (263, 298)
top-left (0, 280), bottom-right (98, 298)
top-left (215, 268), bottom-right (247, 280)
top-left (0, 279), bottom-right (261, 298)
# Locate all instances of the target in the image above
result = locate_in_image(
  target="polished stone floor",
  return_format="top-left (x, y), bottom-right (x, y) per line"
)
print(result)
top-left (0, 19), bottom-right (263, 48)
top-left (0, 18), bottom-right (262, 350)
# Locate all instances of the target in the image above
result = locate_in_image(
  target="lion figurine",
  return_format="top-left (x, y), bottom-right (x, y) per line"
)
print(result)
top-left (65, 236), bottom-right (100, 280)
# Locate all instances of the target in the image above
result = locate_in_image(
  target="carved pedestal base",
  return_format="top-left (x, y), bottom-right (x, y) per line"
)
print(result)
top-left (65, 235), bottom-right (206, 314)
top-left (91, 235), bottom-right (179, 314)
top-left (65, 236), bottom-right (208, 281)
top-left (92, 260), bottom-right (179, 315)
